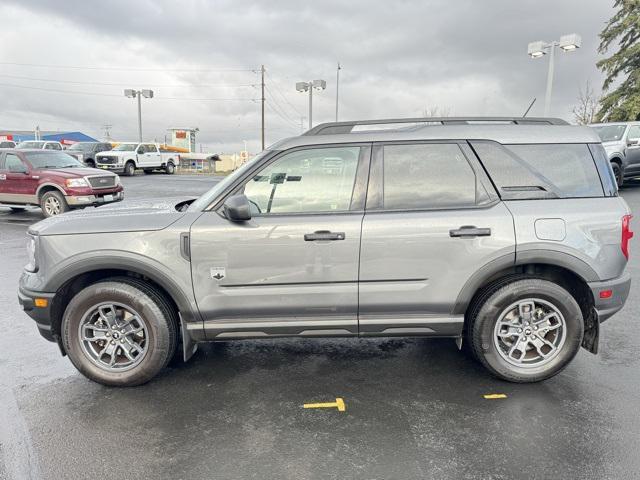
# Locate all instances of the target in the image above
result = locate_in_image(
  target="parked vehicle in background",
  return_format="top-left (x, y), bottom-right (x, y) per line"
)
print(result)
top-left (0, 140), bottom-right (16, 148)
top-left (0, 149), bottom-right (123, 217)
top-left (590, 122), bottom-right (640, 186)
top-left (66, 142), bottom-right (113, 168)
top-left (18, 117), bottom-right (630, 387)
top-left (95, 142), bottom-right (179, 176)
top-left (16, 140), bottom-right (64, 151)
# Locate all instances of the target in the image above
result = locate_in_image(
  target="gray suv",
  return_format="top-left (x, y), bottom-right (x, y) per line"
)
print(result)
top-left (590, 122), bottom-right (640, 186)
top-left (18, 117), bottom-right (632, 386)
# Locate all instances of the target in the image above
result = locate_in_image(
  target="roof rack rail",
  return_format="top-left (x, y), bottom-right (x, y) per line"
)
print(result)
top-left (303, 117), bottom-right (569, 135)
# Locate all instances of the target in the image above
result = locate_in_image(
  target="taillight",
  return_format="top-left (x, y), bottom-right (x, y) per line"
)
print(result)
top-left (622, 214), bottom-right (633, 259)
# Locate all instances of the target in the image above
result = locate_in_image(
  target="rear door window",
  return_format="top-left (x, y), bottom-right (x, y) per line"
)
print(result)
top-left (378, 143), bottom-right (489, 210)
top-left (471, 142), bottom-right (604, 199)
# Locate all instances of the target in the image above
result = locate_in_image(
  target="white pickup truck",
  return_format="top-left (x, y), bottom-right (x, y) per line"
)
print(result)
top-left (95, 142), bottom-right (179, 176)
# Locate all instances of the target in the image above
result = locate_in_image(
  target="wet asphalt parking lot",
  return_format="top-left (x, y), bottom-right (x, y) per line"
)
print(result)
top-left (1, 173), bottom-right (639, 480)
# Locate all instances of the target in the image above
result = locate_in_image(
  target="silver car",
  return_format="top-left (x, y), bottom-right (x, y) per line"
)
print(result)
top-left (590, 121), bottom-right (640, 186)
top-left (18, 117), bottom-right (632, 386)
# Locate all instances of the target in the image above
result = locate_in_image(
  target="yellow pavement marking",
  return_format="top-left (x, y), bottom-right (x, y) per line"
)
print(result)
top-left (303, 397), bottom-right (346, 412)
top-left (483, 394), bottom-right (508, 399)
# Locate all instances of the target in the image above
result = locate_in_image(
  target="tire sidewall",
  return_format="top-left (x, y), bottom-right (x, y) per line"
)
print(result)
top-left (125, 162), bottom-right (135, 176)
top-left (473, 279), bottom-right (584, 382)
top-left (40, 191), bottom-right (68, 217)
top-left (62, 281), bottom-right (172, 386)
top-left (166, 162), bottom-right (175, 174)
top-left (612, 163), bottom-right (623, 187)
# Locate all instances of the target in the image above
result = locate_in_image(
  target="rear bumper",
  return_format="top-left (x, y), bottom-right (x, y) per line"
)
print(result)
top-left (18, 285), bottom-right (56, 342)
top-left (588, 272), bottom-right (631, 322)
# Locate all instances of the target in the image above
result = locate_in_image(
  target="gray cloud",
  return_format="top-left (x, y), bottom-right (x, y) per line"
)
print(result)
top-left (0, 0), bottom-right (616, 153)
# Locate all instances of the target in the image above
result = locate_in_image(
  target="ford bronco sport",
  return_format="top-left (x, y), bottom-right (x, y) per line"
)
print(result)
top-left (18, 117), bottom-right (631, 386)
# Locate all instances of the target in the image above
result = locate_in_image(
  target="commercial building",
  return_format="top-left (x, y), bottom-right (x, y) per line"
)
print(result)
top-left (0, 130), bottom-right (98, 146)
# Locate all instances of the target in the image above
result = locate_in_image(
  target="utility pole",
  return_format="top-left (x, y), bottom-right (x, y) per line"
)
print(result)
top-left (335, 62), bottom-right (341, 122)
top-left (124, 89), bottom-right (153, 143)
top-left (261, 65), bottom-right (265, 150)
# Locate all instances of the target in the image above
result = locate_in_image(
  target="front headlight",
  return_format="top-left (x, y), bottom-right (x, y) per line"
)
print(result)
top-left (25, 235), bottom-right (38, 272)
top-left (65, 178), bottom-right (90, 188)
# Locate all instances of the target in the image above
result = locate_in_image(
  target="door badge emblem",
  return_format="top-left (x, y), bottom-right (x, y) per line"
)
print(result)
top-left (210, 267), bottom-right (226, 281)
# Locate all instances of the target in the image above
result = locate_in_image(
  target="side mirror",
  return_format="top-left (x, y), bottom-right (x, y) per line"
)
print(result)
top-left (137, 148), bottom-right (144, 154)
top-left (628, 139), bottom-right (639, 147)
top-left (223, 194), bottom-right (252, 222)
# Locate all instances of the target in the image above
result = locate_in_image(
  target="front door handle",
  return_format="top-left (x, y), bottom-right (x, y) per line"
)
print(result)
top-left (304, 230), bottom-right (346, 241)
top-left (449, 226), bottom-right (491, 238)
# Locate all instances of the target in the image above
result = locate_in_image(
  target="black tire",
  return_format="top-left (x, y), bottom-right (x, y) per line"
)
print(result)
top-left (40, 190), bottom-right (69, 218)
top-left (467, 278), bottom-right (583, 383)
top-left (9, 207), bottom-right (25, 213)
top-left (124, 161), bottom-right (136, 176)
top-left (61, 279), bottom-right (178, 386)
top-left (85, 159), bottom-right (95, 168)
top-left (612, 162), bottom-right (623, 187)
top-left (165, 161), bottom-right (175, 175)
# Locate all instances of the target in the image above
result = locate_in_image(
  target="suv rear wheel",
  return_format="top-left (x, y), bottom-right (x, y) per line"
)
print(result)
top-left (61, 279), bottom-right (177, 386)
top-left (467, 278), bottom-right (583, 383)
top-left (40, 190), bottom-right (69, 217)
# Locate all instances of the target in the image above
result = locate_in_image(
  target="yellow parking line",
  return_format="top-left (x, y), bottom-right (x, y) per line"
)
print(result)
top-left (483, 394), bottom-right (507, 399)
top-left (303, 397), bottom-right (346, 412)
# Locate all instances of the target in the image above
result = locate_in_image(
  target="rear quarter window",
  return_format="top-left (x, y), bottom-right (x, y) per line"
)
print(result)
top-left (470, 142), bottom-right (605, 199)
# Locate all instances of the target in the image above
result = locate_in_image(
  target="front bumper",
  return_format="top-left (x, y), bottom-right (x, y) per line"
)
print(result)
top-left (588, 272), bottom-right (631, 322)
top-left (95, 164), bottom-right (124, 173)
top-left (66, 190), bottom-right (124, 206)
top-left (18, 285), bottom-right (56, 342)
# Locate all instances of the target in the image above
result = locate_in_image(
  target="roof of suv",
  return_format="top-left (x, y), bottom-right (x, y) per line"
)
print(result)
top-left (271, 121), bottom-right (601, 151)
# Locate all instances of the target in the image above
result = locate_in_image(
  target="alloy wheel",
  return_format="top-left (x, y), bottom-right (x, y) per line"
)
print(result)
top-left (78, 303), bottom-right (149, 372)
top-left (493, 298), bottom-right (567, 368)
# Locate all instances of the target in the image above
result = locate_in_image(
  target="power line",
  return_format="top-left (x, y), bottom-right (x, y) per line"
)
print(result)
top-left (0, 61), bottom-right (255, 72)
top-left (0, 73), bottom-right (255, 88)
top-left (0, 82), bottom-right (256, 101)
top-left (265, 101), bottom-right (299, 130)
top-left (264, 87), bottom-right (299, 128)
top-left (266, 72), bottom-right (304, 117)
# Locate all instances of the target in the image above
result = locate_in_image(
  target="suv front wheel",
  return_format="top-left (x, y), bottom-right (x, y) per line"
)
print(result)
top-left (467, 278), bottom-right (583, 383)
top-left (62, 279), bottom-right (177, 386)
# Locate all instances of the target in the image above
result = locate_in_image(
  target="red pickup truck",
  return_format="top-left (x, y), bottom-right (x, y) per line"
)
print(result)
top-left (0, 149), bottom-right (124, 217)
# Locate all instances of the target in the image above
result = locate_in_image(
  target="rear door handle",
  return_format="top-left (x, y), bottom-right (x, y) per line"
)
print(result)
top-left (304, 230), bottom-right (346, 241)
top-left (449, 226), bottom-right (491, 238)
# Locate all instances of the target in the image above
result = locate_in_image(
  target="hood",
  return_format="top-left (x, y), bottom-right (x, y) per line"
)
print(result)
top-left (38, 167), bottom-right (116, 179)
top-left (29, 199), bottom-right (186, 236)
top-left (97, 151), bottom-right (132, 157)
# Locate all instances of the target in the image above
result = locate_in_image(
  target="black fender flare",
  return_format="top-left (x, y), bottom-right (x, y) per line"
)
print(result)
top-left (453, 250), bottom-right (597, 315)
top-left (44, 251), bottom-right (201, 327)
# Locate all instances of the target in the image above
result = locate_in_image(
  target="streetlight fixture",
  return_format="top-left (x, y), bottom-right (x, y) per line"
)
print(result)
top-left (527, 34), bottom-right (581, 116)
top-left (124, 89), bottom-right (154, 142)
top-left (296, 79), bottom-right (326, 130)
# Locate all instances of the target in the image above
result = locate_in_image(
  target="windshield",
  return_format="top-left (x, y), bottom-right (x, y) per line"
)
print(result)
top-left (113, 143), bottom-right (138, 151)
top-left (188, 151), bottom-right (272, 212)
top-left (17, 141), bottom-right (44, 148)
top-left (25, 152), bottom-right (84, 169)
top-left (593, 125), bottom-right (627, 143)
top-left (68, 143), bottom-right (94, 151)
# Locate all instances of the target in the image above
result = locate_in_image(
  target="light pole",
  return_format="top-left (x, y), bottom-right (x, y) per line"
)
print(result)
top-left (296, 79), bottom-right (326, 130)
top-left (124, 89), bottom-right (154, 142)
top-left (527, 34), bottom-right (581, 116)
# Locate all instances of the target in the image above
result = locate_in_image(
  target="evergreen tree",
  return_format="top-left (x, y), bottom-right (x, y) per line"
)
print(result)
top-left (597, 0), bottom-right (640, 121)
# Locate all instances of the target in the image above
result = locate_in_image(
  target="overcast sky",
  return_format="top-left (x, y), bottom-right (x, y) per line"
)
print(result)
top-left (0, 0), bottom-right (618, 153)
